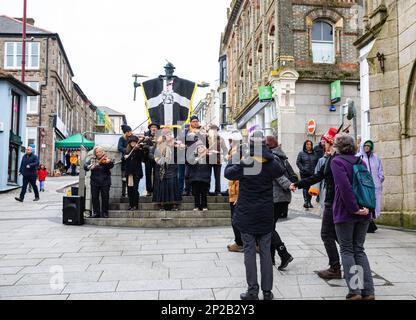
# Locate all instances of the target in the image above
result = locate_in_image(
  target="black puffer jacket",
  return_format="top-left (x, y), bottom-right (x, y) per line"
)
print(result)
top-left (225, 143), bottom-right (285, 235)
top-left (84, 159), bottom-right (114, 187)
top-left (295, 155), bottom-right (335, 207)
top-left (296, 140), bottom-right (319, 176)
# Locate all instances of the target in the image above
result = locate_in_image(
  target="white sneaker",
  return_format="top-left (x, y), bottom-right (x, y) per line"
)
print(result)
top-left (193, 208), bottom-right (199, 211)
top-left (202, 208), bottom-right (208, 211)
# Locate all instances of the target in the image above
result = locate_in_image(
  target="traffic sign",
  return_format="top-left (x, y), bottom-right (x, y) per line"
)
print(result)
top-left (307, 119), bottom-right (316, 135)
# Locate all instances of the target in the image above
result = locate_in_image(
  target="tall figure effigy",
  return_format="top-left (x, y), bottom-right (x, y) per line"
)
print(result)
top-left (141, 62), bottom-right (197, 129)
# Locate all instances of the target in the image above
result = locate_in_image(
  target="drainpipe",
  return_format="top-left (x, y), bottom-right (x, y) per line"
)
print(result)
top-left (395, 0), bottom-right (405, 227)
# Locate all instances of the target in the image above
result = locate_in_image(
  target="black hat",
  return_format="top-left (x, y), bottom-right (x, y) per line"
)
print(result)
top-left (190, 115), bottom-right (199, 122)
top-left (148, 123), bottom-right (161, 130)
top-left (121, 125), bottom-right (132, 134)
top-left (128, 135), bottom-right (139, 143)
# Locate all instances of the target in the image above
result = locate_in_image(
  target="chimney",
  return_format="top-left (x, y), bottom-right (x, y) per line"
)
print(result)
top-left (15, 18), bottom-right (35, 25)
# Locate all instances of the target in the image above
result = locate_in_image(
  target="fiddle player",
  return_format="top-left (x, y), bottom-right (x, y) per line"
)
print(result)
top-left (84, 146), bottom-right (114, 218)
top-left (118, 125), bottom-right (133, 198)
top-left (124, 135), bottom-right (145, 211)
top-left (143, 123), bottom-right (160, 197)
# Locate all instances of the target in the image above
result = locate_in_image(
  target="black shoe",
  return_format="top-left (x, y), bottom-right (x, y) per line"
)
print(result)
top-left (308, 201), bottom-right (314, 208)
top-left (33, 198), bottom-right (40, 202)
top-left (263, 291), bottom-right (274, 301)
top-left (303, 202), bottom-right (309, 209)
top-left (102, 212), bottom-right (109, 218)
top-left (15, 197), bottom-right (23, 202)
top-left (240, 292), bottom-right (259, 301)
top-left (215, 192), bottom-right (222, 196)
top-left (91, 213), bottom-right (100, 218)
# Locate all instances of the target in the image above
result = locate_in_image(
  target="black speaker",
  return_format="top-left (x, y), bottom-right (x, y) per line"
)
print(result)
top-left (63, 196), bottom-right (84, 225)
top-left (71, 186), bottom-right (79, 196)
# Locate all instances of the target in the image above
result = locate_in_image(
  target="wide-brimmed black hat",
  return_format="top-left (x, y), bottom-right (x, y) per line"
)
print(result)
top-left (148, 123), bottom-right (161, 130)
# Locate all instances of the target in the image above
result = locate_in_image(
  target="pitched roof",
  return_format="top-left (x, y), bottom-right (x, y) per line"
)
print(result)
top-left (0, 70), bottom-right (39, 96)
top-left (98, 106), bottom-right (125, 117)
top-left (0, 15), bottom-right (53, 34)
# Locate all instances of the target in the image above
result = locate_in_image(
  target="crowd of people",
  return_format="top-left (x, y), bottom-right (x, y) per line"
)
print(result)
top-left (16, 115), bottom-right (382, 301)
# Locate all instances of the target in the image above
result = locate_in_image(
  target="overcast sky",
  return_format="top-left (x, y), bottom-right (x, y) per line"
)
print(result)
top-left (0, 0), bottom-right (229, 130)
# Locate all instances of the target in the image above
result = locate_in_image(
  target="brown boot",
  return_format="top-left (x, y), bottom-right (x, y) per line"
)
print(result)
top-left (227, 243), bottom-right (244, 253)
top-left (361, 295), bottom-right (375, 300)
top-left (316, 265), bottom-right (342, 280)
top-left (346, 294), bottom-right (362, 300)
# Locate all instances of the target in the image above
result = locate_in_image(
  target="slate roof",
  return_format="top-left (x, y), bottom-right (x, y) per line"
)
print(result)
top-left (0, 15), bottom-right (53, 35)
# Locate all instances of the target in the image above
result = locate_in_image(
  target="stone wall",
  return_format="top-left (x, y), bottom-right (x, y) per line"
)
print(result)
top-left (360, 0), bottom-right (416, 229)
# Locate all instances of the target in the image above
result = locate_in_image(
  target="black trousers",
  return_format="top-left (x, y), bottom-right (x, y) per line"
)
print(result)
top-left (211, 164), bottom-right (222, 193)
top-left (230, 203), bottom-right (243, 246)
top-left (127, 176), bottom-right (140, 208)
top-left (91, 185), bottom-right (110, 217)
top-left (300, 174), bottom-right (313, 203)
top-left (274, 201), bottom-right (289, 219)
top-left (71, 165), bottom-right (77, 176)
top-left (145, 161), bottom-right (155, 192)
top-left (192, 181), bottom-right (209, 209)
top-left (271, 202), bottom-right (287, 254)
top-left (20, 175), bottom-right (39, 200)
top-left (121, 170), bottom-right (127, 197)
top-left (321, 205), bottom-right (340, 267)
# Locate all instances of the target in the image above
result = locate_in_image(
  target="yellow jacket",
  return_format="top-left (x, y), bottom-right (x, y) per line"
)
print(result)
top-left (228, 180), bottom-right (239, 204)
top-left (70, 155), bottom-right (78, 166)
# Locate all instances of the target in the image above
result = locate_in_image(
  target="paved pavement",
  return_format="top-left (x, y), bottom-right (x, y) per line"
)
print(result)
top-left (0, 177), bottom-right (416, 300)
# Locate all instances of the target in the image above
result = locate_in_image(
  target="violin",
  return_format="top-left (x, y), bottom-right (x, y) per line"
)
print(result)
top-left (98, 155), bottom-right (113, 165)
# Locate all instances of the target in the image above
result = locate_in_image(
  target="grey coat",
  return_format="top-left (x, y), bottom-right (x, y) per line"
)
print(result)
top-left (271, 147), bottom-right (298, 204)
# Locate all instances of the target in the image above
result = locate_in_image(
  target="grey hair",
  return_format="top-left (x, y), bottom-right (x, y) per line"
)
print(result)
top-left (333, 133), bottom-right (357, 155)
top-left (93, 146), bottom-right (104, 156)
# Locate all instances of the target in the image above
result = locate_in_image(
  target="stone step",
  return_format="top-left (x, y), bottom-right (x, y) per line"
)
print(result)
top-left (85, 217), bottom-right (231, 228)
top-left (118, 196), bottom-right (229, 204)
top-left (107, 210), bottom-right (231, 219)
top-left (110, 202), bottom-right (230, 211)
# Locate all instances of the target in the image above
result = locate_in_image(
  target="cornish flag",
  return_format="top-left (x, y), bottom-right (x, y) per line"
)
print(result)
top-left (141, 76), bottom-right (197, 128)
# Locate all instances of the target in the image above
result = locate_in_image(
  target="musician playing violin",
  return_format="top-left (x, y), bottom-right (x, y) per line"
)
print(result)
top-left (84, 146), bottom-right (114, 218)
top-left (124, 135), bottom-right (146, 211)
top-left (143, 123), bottom-right (160, 197)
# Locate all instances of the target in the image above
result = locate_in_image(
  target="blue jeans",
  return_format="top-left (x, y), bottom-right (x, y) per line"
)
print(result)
top-left (335, 218), bottom-right (374, 296)
top-left (242, 232), bottom-right (273, 294)
top-left (39, 181), bottom-right (45, 191)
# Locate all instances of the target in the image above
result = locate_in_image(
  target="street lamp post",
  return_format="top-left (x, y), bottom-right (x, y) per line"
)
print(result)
top-left (78, 131), bottom-right (94, 204)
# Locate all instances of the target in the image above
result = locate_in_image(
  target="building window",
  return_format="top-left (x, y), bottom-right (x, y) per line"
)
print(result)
top-left (4, 42), bottom-right (40, 69)
top-left (26, 127), bottom-right (38, 151)
top-left (11, 92), bottom-right (21, 135)
top-left (269, 25), bottom-right (275, 66)
top-left (221, 92), bottom-right (227, 125)
top-left (311, 21), bottom-right (335, 64)
top-left (26, 82), bottom-right (40, 114)
top-left (220, 57), bottom-right (227, 84)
